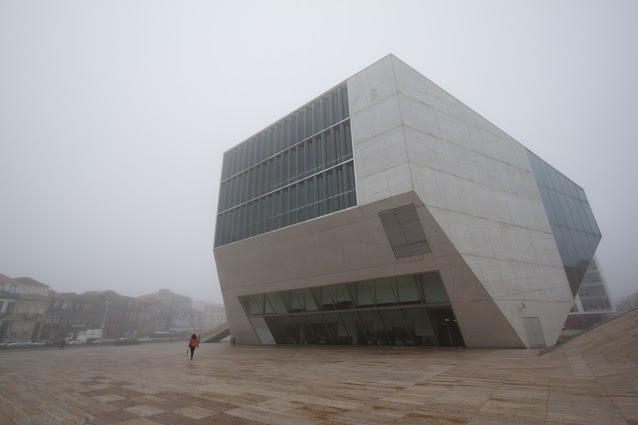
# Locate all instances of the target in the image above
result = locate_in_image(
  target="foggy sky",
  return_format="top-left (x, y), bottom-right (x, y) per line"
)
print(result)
top-left (1, 1), bottom-right (637, 303)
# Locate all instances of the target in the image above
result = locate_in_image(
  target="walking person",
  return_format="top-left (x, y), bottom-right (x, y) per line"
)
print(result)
top-left (188, 334), bottom-right (199, 360)
top-left (59, 338), bottom-right (65, 350)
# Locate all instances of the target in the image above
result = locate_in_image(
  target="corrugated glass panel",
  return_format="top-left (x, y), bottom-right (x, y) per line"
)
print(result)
top-left (215, 83), bottom-right (355, 247)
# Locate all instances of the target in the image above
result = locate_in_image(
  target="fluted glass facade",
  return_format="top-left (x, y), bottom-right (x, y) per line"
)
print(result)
top-left (527, 150), bottom-right (602, 295)
top-left (238, 272), bottom-right (464, 347)
top-left (215, 84), bottom-right (356, 247)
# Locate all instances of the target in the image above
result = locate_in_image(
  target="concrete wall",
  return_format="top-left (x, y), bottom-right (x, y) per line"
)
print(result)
top-left (215, 192), bottom-right (436, 345)
top-left (347, 55), bottom-right (572, 347)
top-left (214, 190), bottom-right (524, 347)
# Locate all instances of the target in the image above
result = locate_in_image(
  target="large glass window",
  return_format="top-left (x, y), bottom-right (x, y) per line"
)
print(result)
top-left (306, 314), bottom-right (330, 344)
top-left (238, 271), bottom-right (463, 347)
top-left (403, 308), bottom-right (437, 346)
top-left (378, 309), bottom-right (412, 346)
top-left (216, 84), bottom-right (355, 247)
top-left (527, 150), bottom-right (602, 296)
top-left (391, 275), bottom-right (420, 304)
top-left (358, 310), bottom-right (390, 346)
top-left (339, 312), bottom-right (368, 345)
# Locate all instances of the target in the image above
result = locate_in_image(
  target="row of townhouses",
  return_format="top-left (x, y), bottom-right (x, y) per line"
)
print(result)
top-left (0, 274), bottom-right (226, 343)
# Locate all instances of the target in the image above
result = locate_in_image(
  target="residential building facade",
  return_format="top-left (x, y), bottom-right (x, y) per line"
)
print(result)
top-left (138, 289), bottom-right (192, 332)
top-left (192, 301), bottom-right (227, 331)
top-left (0, 275), bottom-right (50, 342)
top-left (1, 273), bottom-right (204, 342)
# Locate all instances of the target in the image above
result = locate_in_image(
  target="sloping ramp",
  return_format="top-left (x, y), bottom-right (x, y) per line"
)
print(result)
top-left (534, 308), bottom-right (638, 422)
top-left (540, 307), bottom-right (638, 358)
top-left (201, 323), bottom-right (230, 343)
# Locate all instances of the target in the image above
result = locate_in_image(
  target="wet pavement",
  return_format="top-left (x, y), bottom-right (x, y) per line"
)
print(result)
top-left (0, 312), bottom-right (636, 425)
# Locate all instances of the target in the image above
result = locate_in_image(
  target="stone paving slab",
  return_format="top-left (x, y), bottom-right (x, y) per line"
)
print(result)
top-left (0, 313), bottom-right (636, 425)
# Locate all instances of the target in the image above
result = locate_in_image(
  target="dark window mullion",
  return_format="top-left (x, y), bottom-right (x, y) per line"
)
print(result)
top-left (335, 312), bottom-right (352, 343)
top-left (291, 290), bottom-right (304, 313)
top-left (353, 310), bottom-right (369, 343)
top-left (398, 309), bottom-right (416, 346)
top-left (363, 281), bottom-right (375, 307)
top-left (300, 314), bottom-right (318, 343)
top-left (344, 283), bottom-right (358, 308)
top-left (413, 274), bottom-right (425, 304)
top-left (425, 309), bottom-right (441, 346)
top-left (388, 277), bottom-right (400, 304)
top-left (373, 309), bottom-right (392, 345)
top-left (323, 286), bottom-right (337, 310)
top-left (308, 287), bottom-right (323, 312)
top-left (318, 313), bottom-right (334, 344)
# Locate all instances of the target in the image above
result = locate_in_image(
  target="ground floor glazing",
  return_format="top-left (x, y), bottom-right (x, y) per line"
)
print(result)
top-left (239, 271), bottom-right (465, 347)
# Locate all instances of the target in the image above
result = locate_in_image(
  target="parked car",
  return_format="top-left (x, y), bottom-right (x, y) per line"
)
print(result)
top-left (0, 340), bottom-right (18, 347)
top-left (7, 340), bottom-right (33, 347)
top-left (137, 337), bottom-right (152, 343)
top-left (32, 340), bottom-right (52, 347)
top-left (93, 338), bottom-right (116, 345)
top-left (115, 338), bottom-right (136, 346)
top-left (67, 340), bottom-right (86, 345)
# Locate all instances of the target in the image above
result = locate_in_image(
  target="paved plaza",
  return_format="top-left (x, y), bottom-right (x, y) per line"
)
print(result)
top-left (1, 310), bottom-right (636, 425)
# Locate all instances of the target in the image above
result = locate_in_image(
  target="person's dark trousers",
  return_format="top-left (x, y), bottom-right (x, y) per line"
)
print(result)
top-left (189, 346), bottom-right (195, 359)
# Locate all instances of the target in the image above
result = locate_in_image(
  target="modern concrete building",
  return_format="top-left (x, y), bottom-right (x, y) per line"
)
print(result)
top-left (213, 55), bottom-right (601, 349)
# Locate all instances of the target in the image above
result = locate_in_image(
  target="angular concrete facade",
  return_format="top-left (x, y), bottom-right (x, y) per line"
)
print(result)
top-left (213, 55), bottom-right (600, 348)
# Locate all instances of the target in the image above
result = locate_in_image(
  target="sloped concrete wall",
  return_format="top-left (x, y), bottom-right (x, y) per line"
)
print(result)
top-left (214, 189), bottom-right (524, 348)
top-left (214, 192), bottom-right (447, 345)
top-left (386, 55), bottom-right (573, 347)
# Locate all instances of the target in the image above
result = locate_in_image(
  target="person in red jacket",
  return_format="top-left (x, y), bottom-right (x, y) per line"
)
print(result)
top-left (188, 334), bottom-right (199, 360)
